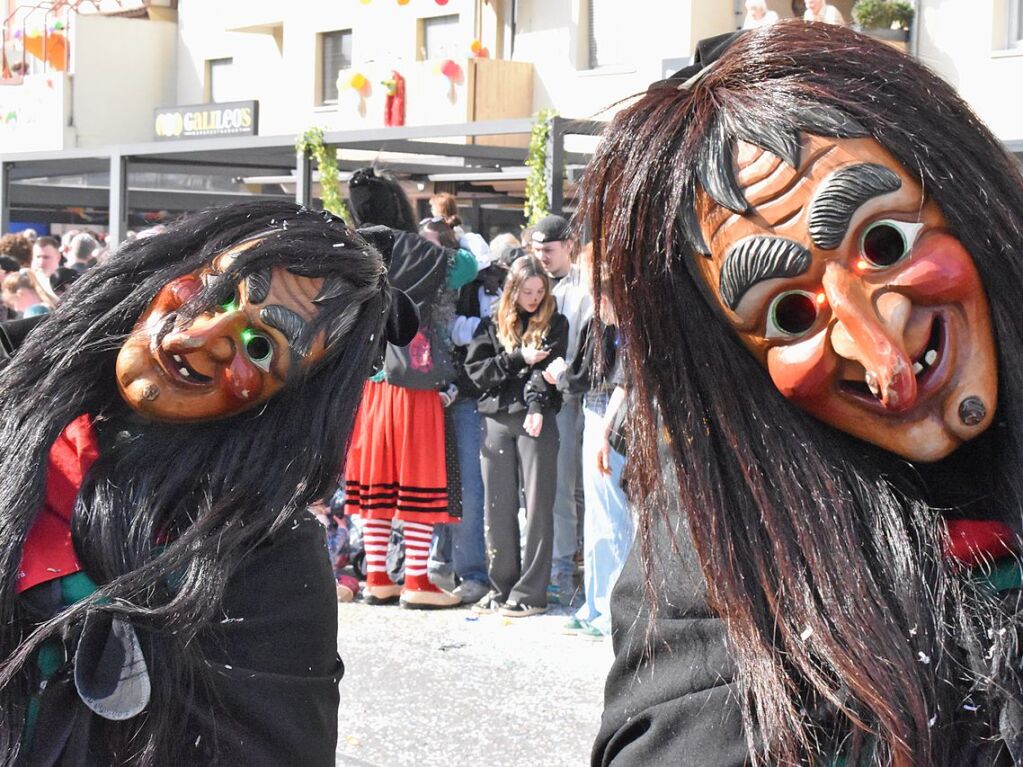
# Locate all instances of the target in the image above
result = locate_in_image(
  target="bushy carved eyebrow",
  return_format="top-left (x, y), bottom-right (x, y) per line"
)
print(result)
top-left (720, 236), bottom-right (811, 310)
top-left (808, 163), bottom-right (902, 249)
top-left (260, 304), bottom-right (309, 356)
top-left (245, 269), bottom-right (271, 304)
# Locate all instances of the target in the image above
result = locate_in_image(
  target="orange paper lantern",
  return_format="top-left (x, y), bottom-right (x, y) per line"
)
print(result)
top-left (23, 31), bottom-right (67, 71)
top-left (470, 39), bottom-right (482, 55)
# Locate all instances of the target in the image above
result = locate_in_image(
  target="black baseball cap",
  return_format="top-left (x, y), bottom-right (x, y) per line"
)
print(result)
top-left (530, 214), bottom-right (572, 244)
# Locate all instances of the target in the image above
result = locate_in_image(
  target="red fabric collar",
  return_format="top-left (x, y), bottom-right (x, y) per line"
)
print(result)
top-left (16, 414), bottom-right (99, 594)
top-left (944, 518), bottom-right (1016, 566)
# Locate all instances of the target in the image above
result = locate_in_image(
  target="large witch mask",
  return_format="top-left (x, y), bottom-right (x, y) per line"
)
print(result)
top-left (694, 133), bottom-right (997, 462)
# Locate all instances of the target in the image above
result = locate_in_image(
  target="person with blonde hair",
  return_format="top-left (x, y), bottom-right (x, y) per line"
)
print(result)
top-left (464, 255), bottom-right (568, 616)
top-left (1, 269), bottom-right (57, 317)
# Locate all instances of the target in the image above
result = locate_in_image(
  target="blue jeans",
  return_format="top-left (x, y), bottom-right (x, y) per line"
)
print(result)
top-left (429, 398), bottom-right (488, 584)
top-left (575, 392), bottom-right (635, 635)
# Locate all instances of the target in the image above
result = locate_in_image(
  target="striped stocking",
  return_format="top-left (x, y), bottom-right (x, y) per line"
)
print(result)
top-left (362, 518), bottom-right (394, 587)
top-left (402, 520), bottom-right (438, 592)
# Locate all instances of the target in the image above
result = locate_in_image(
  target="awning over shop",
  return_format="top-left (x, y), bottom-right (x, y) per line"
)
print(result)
top-left (0, 117), bottom-right (604, 244)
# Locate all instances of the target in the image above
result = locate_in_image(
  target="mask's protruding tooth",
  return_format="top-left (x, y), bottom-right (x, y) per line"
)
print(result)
top-left (865, 371), bottom-right (880, 398)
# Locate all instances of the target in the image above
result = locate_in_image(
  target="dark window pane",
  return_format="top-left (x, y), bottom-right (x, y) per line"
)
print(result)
top-left (321, 30), bottom-right (353, 104)
top-left (209, 57), bottom-right (234, 103)
top-left (588, 0), bottom-right (624, 69)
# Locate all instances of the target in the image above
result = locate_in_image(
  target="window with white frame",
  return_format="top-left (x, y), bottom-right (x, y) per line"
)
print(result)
top-left (1011, 0), bottom-right (1023, 48)
top-left (420, 14), bottom-right (460, 60)
top-left (320, 29), bottom-right (353, 104)
top-left (206, 57), bottom-right (235, 103)
top-left (587, 0), bottom-right (626, 69)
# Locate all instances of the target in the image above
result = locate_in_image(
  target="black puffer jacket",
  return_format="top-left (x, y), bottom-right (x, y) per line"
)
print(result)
top-left (464, 311), bottom-right (568, 416)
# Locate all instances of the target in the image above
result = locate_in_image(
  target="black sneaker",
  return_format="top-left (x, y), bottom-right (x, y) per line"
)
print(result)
top-left (499, 601), bottom-right (548, 618)
top-left (471, 591), bottom-right (505, 614)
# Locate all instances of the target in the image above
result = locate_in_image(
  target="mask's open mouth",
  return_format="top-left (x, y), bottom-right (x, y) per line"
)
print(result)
top-left (838, 315), bottom-right (944, 403)
top-left (911, 317), bottom-right (943, 381)
top-left (156, 346), bottom-right (214, 386)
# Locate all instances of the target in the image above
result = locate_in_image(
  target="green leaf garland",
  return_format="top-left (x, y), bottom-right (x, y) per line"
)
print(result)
top-left (295, 127), bottom-right (354, 225)
top-left (524, 108), bottom-right (557, 226)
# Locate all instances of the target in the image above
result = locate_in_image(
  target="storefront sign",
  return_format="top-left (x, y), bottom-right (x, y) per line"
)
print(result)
top-left (153, 101), bottom-right (258, 140)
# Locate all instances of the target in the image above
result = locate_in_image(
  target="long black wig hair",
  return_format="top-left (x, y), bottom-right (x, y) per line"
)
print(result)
top-left (579, 21), bottom-right (1023, 766)
top-left (0, 201), bottom-right (394, 763)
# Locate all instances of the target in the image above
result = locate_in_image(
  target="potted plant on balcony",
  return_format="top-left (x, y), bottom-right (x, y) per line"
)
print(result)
top-left (851, 0), bottom-right (915, 43)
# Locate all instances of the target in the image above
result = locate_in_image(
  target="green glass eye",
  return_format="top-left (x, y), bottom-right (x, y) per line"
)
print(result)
top-left (241, 328), bottom-right (274, 371)
top-left (203, 273), bottom-right (239, 312)
top-left (219, 290), bottom-right (239, 312)
top-left (766, 290), bottom-right (818, 339)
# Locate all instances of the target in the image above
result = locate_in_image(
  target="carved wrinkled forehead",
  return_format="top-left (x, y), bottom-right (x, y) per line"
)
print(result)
top-left (180, 232), bottom-right (380, 361)
top-left (681, 103), bottom-right (870, 255)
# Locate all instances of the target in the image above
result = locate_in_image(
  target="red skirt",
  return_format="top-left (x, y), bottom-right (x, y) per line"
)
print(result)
top-left (344, 381), bottom-right (454, 524)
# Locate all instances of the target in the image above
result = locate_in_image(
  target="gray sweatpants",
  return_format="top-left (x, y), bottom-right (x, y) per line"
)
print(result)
top-left (481, 409), bottom-right (560, 607)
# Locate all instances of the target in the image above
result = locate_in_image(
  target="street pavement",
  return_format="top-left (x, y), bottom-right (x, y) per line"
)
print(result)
top-left (335, 599), bottom-right (614, 766)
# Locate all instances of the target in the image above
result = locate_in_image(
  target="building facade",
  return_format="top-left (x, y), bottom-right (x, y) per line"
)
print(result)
top-left (0, 1), bottom-right (1019, 150)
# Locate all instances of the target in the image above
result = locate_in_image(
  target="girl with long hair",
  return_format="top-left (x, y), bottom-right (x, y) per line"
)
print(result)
top-left (464, 255), bottom-right (568, 617)
top-left (0, 201), bottom-right (413, 765)
top-left (582, 22), bottom-right (1023, 767)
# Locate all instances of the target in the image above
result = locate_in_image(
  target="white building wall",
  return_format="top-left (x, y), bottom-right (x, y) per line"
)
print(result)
top-left (176, 0), bottom-right (480, 137)
top-left (511, 0), bottom-right (675, 118)
top-left (498, 0), bottom-right (736, 119)
top-left (5, 0), bottom-right (1020, 151)
top-left (173, 0), bottom-right (735, 130)
top-left (71, 14), bottom-right (178, 146)
top-left (916, 0), bottom-right (1023, 142)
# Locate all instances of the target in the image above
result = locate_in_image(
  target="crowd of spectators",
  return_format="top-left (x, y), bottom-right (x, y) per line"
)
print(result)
top-left (0, 227), bottom-right (113, 322)
top-left (1, 190), bottom-right (636, 639)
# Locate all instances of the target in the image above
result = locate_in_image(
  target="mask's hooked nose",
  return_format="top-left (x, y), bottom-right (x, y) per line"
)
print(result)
top-left (163, 311), bottom-right (242, 363)
top-left (824, 264), bottom-right (916, 412)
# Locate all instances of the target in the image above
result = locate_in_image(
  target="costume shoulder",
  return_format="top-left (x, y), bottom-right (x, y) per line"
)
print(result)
top-left (593, 492), bottom-right (748, 766)
top-left (388, 230), bottom-right (452, 307)
top-left (187, 512), bottom-right (342, 765)
top-left (0, 314), bottom-right (46, 361)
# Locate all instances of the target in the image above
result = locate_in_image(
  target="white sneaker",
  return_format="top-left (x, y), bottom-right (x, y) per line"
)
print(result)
top-left (499, 601), bottom-right (548, 618)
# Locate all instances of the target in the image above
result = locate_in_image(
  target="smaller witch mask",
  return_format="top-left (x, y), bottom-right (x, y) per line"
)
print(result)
top-left (115, 244), bottom-right (328, 423)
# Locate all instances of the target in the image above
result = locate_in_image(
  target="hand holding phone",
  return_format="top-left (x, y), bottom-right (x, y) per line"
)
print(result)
top-left (522, 345), bottom-right (550, 365)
